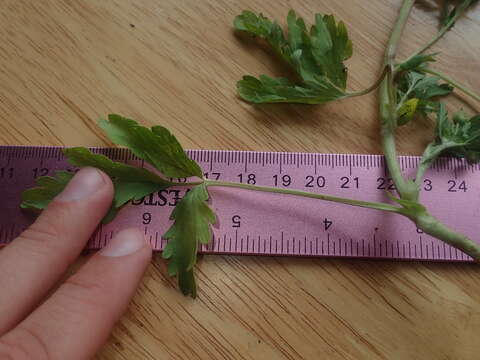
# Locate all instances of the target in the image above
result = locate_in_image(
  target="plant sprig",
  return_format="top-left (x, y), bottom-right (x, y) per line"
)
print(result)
top-left (21, 1), bottom-right (480, 296)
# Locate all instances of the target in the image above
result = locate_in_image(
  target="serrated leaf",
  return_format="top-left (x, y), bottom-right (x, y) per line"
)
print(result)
top-left (398, 53), bottom-right (437, 72)
top-left (414, 76), bottom-right (453, 99)
top-left (22, 147), bottom-right (175, 224)
top-left (396, 71), bottom-right (453, 124)
top-left (434, 104), bottom-right (480, 163)
top-left (21, 171), bottom-right (74, 210)
top-left (64, 147), bottom-right (174, 223)
top-left (64, 147), bottom-right (172, 186)
top-left (99, 114), bottom-right (203, 178)
top-left (162, 183), bottom-right (216, 297)
top-left (102, 180), bottom-right (167, 224)
top-left (234, 10), bottom-right (352, 104)
top-left (237, 75), bottom-right (345, 104)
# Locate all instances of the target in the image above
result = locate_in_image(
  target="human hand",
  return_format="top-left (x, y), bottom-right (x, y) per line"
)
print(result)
top-left (0, 167), bottom-right (152, 359)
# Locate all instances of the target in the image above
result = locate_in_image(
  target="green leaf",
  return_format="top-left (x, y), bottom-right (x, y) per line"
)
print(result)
top-left (21, 171), bottom-right (74, 210)
top-left (102, 180), bottom-right (166, 224)
top-left (99, 114), bottom-right (203, 178)
top-left (434, 104), bottom-right (480, 163)
top-left (234, 10), bottom-right (352, 104)
top-left (162, 183), bottom-right (216, 297)
top-left (396, 71), bottom-right (453, 124)
top-left (237, 75), bottom-right (345, 104)
top-left (397, 98), bottom-right (419, 126)
top-left (64, 147), bottom-right (172, 185)
top-left (414, 76), bottom-right (453, 99)
top-left (398, 53), bottom-right (437, 72)
top-left (22, 147), bottom-right (175, 224)
top-left (234, 10), bottom-right (276, 38)
top-left (65, 147), bottom-right (173, 222)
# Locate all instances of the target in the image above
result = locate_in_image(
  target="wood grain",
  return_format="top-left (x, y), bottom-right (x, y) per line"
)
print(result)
top-left (1, 1), bottom-right (479, 359)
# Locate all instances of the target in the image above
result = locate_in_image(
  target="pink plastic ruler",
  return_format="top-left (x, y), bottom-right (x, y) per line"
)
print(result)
top-left (1, 146), bottom-right (479, 261)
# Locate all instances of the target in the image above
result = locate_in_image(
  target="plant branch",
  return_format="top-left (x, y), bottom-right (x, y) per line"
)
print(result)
top-left (175, 181), bottom-right (205, 187)
top-left (420, 67), bottom-right (480, 102)
top-left (377, 1), bottom-right (480, 261)
top-left (414, 144), bottom-right (440, 188)
top-left (408, 211), bottom-right (480, 261)
top-left (413, 141), bottom-right (462, 188)
top-left (407, 23), bottom-right (450, 59)
top-left (205, 180), bottom-right (402, 213)
top-left (205, 180), bottom-right (480, 261)
top-left (346, 67), bottom-right (388, 97)
top-left (379, 0), bottom-right (417, 200)
top-left (404, 2), bottom-right (473, 64)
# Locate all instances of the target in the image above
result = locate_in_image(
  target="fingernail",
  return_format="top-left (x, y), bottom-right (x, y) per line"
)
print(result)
top-left (100, 228), bottom-right (147, 257)
top-left (56, 167), bottom-right (106, 202)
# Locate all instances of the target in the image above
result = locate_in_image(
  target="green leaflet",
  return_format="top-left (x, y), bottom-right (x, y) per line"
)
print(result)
top-left (237, 75), bottom-right (345, 104)
top-left (99, 114), bottom-right (203, 178)
top-left (398, 53), bottom-right (437, 72)
top-left (234, 10), bottom-right (352, 104)
top-left (22, 114), bottom-right (210, 297)
top-left (162, 183), bottom-right (216, 297)
top-left (21, 147), bottom-right (174, 223)
top-left (64, 147), bottom-right (174, 223)
top-left (434, 104), bottom-right (480, 163)
top-left (102, 180), bottom-right (168, 224)
top-left (64, 147), bottom-right (173, 186)
top-left (21, 171), bottom-right (74, 211)
top-left (396, 71), bottom-right (453, 125)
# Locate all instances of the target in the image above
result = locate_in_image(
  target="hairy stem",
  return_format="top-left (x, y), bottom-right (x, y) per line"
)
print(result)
top-left (205, 180), bottom-right (402, 213)
top-left (404, 2), bottom-right (474, 63)
top-left (420, 67), bottom-right (480, 102)
top-left (408, 24), bottom-right (449, 59)
top-left (414, 141), bottom-right (461, 188)
top-left (379, 0), bottom-right (416, 200)
top-left (409, 212), bottom-right (480, 261)
top-left (414, 144), bottom-right (439, 188)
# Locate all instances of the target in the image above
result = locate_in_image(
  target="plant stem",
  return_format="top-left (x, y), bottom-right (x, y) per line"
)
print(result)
top-left (414, 144), bottom-right (438, 188)
top-left (406, 24), bottom-right (450, 60)
top-left (379, 0), bottom-right (417, 200)
top-left (414, 141), bottom-right (461, 188)
top-left (420, 67), bottom-right (480, 102)
top-left (204, 180), bottom-right (402, 213)
top-left (176, 181), bottom-right (205, 187)
top-left (409, 212), bottom-right (480, 261)
top-left (205, 181), bottom-right (480, 261)
top-left (346, 67), bottom-right (388, 97)
top-left (377, 0), bottom-right (480, 260)
top-left (403, 2), bottom-right (473, 64)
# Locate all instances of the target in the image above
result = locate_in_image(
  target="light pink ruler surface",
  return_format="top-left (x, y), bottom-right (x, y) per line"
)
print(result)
top-left (1, 146), bottom-right (479, 261)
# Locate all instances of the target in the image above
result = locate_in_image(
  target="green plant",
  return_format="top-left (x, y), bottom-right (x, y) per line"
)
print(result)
top-left (21, 1), bottom-right (480, 297)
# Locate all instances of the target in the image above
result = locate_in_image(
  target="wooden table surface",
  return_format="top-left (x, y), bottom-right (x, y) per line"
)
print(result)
top-left (1, 1), bottom-right (480, 359)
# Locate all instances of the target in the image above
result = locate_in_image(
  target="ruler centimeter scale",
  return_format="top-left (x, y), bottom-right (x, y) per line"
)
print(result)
top-left (1, 145), bottom-right (479, 262)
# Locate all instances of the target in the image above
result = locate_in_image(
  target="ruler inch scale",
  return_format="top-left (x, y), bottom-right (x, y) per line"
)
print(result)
top-left (1, 145), bottom-right (479, 262)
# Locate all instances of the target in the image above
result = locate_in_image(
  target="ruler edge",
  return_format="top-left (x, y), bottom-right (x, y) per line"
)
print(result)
top-left (1, 145), bottom-right (478, 173)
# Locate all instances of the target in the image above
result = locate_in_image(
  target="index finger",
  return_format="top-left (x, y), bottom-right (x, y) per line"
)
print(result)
top-left (0, 167), bottom-right (114, 334)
